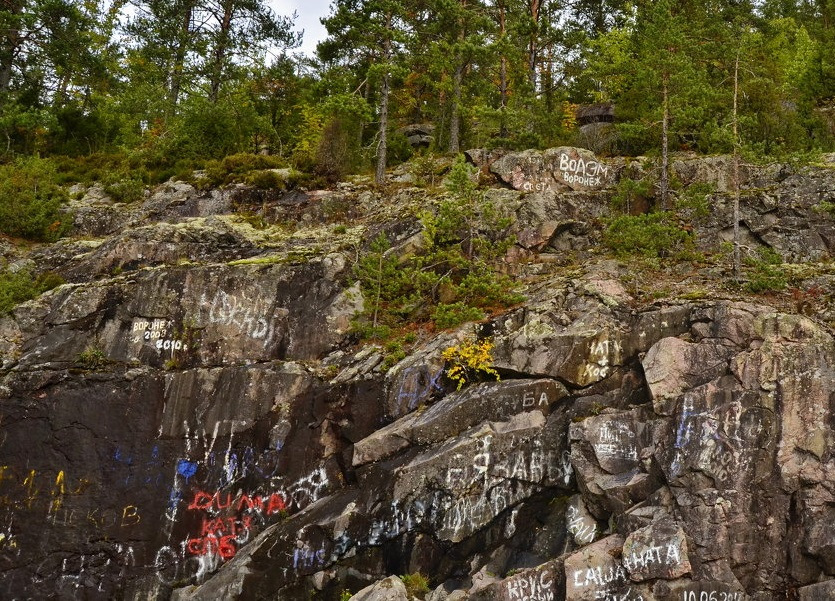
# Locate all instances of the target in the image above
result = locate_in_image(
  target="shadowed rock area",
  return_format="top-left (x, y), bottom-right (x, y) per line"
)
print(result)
top-left (1, 149), bottom-right (835, 600)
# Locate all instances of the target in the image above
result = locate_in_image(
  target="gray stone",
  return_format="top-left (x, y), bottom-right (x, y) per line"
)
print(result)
top-left (642, 337), bottom-right (734, 415)
top-left (490, 147), bottom-right (616, 192)
top-left (566, 495), bottom-right (598, 547)
top-left (564, 535), bottom-right (630, 601)
top-left (353, 379), bottom-right (567, 466)
top-left (352, 576), bottom-right (410, 601)
top-left (622, 517), bottom-right (691, 581)
top-left (798, 580), bottom-right (835, 601)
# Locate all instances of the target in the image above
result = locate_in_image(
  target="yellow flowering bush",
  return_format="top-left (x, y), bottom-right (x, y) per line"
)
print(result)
top-left (441, 338), bottom-right (500, 391)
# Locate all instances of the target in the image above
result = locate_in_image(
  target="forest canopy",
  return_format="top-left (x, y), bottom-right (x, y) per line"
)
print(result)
top-left (0, 0), bottom-right (833, 182)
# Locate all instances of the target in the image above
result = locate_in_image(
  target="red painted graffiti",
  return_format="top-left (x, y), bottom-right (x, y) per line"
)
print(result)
top-left (187, 490), bottom-right (286, 515)
top-left (201, 515), bottom-right (252, 537)
top-left (186, 534), bottom-right (237, 559)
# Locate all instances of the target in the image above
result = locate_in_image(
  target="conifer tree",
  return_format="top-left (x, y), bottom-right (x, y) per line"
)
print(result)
top-left (320, 0), bottom-right (409, 182)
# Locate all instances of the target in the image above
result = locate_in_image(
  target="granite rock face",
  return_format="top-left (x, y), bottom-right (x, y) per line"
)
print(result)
top-left (489, 147), bottom-right (616, 193)
top-left (1, 160), bottom-right (834, 601)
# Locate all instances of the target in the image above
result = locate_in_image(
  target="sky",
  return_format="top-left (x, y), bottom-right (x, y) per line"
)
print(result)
top-left (268, 0), bottom-right (331, 57)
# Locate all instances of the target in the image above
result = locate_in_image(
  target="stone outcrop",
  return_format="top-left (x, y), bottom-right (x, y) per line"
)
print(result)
top-left (489, 147), bottom-right (616, 192)
top-left (1, 152), bottom-right (834, 601)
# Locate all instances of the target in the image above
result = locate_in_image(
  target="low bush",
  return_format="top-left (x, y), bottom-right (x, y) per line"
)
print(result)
top-left (441, 338), bottom-right (500, 391)
top-left (352, 157), bottom-right (522, 338)
top-left (611, 177), bottom-right (654, 213)
top-left (0, 158), bottom-right (70, 241)
top-left (603, 212), bottom-right (691, 258)
top-left (103, 174), bottom-right (145, 203)
top-left (432, 302), bottom-right (486, 330)
top-left (745, 247), bottom-right (787, 293)
top-left (0, 269), bottom-right (64, 315)
top-left (399, 573), bottom-right (430, 598)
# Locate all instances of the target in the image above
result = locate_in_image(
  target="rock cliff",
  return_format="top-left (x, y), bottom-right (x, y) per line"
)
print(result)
top-left (1, 149), bottom-right (834, 601)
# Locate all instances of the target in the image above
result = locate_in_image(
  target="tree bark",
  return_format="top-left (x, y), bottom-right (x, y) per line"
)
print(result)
top-left (170, 1), bottom-right (194, 113)
top-left (528, 0), bottom-right (541, 91)
top-left (0, 0), bottom-right (25, 99)
top-left (375, 11), bottom-right (392, 184)
top-left (209, 0), bottom-right (234, 103)
top-left (732, 49), bottom-right (741, 281)
top-left (448, 0), bottom-right (467, 154)
top-left (660, 71), bottom-right (670, 209)
top-left (448, 58), bottom-right (463, 154)
top-left (498, 2), bottom-right (508, 138)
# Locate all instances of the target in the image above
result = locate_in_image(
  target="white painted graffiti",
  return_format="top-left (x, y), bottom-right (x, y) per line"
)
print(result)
top-left (582, 338), bottom-right (622, 383)
top-left (559, 153), bottom-right (610, 187)
top-left (622, 541), bottom-right (682, 570)
top-left (566, 504), bottom-right (596, 545)
top-left (519, 390), bottom-right (550, 411)
top-left (521, 180), bottom-right (551, 193)
top-left (572, 564), bottom-right (629, 589)
top-left (670, 396), bottom-right (771, 484)
top-left (594, 421), bottom-right (639, 462)
top-left (200, 289), bottom-right (276, 345)
top-left (505, 568), bottom-right (555, 601)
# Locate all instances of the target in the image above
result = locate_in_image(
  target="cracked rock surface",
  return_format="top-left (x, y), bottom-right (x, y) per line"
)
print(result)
top-left (1, 151), bottom-right (835, 600)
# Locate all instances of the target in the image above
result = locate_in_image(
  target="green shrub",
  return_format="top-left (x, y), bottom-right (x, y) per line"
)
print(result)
top-left (104, 175), bottom-right (145, 203)
top-left (399, 573), bottom-right (430, 598)
top-left (0, 158), bottom-right (70, 241)
top-left (603, 213), bottom-right (691, 258)
top-left (745, 247), bottom-right (787, 293)
top-left (611, 177), bottom-right (654, 213)
top-left (202, 153), bottom-right (288, 188)
top-left (0, 269), bottom-right (64, 315)
top-left (382, 339), bottom-right (407, 371)
top-left (432, 302), bottom-right (486, 330)
top-left (674, 182), bottom-right (714, 219)
top-left (77, 344), bottom-right (107, 369)
top-left (246, 170), bottom-right (285, 190)
top-left (815, 200), bottom-right (835, 215)
top-left (352, 157), bottom-right (522, 339)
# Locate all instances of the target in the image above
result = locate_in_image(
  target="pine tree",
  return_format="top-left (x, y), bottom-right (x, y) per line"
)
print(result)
top-left (319, 0), bottom-right (409, 182)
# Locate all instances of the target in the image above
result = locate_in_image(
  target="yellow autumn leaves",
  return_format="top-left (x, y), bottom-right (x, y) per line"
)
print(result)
top-left (441, 338), bottom-right (500, 391)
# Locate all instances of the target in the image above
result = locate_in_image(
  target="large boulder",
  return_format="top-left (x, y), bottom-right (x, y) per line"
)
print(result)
top-left (490, 147), bottom-right (617, 192)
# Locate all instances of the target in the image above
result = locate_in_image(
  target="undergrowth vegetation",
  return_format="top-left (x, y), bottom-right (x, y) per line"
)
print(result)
top-left (0, 270), bottom-right (64, 315)
top-left (352, 156), bottom-right (523, 347)
top-left (603, 212), bottom-right (693, 259)
top-left (0, 158), bottom-right (71, 242)
top-left (442, 338), bottom-right (500, 390)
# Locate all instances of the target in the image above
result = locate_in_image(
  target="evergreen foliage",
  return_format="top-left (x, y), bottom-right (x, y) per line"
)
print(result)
top-left (0, 0), bottom-right (833, 166)
top-left (0, 157), bottom-right (69, 241)
top-left (0, 268), bottom-right (63, 315)
top-left (352, 156), bottom-right (521, 336)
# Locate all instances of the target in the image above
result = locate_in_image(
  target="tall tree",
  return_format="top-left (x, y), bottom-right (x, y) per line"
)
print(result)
top-left (0, 0), bottom-right (104, 106)
top-left (628, 0), bottom-right (715, 205)
top-left (127, 0), bottom-right (299, 110)
top-left (320, 0), bottom-right (409, 182)
top-left (200, 0), bottom-right (300, 103)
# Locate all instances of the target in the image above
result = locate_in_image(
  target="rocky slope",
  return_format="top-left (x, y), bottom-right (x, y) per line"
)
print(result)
top-left (1, 149), bottom-right (834, 601)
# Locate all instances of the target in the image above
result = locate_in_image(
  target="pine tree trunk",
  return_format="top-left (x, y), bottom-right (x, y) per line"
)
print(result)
top-left (499, 2), bottom-right (508, 138)
top-left (209, 0), bottom-right (234, 103)
top-left (732, 50), bottom-right (741, 281)
top-left (170, 2), bottom-right (193, 114)
top-left (449, 58), bottom-right (463, 154)
top-left (528, 0), bottom-right (541, 90)
top-left (375, 12), bottom-right (392, 184)
top-left (660, 72), bottom-right (670, 209)
top-left (376, 71), bottom-right (389, 184)
top-left (0, 1), bottom-right (24, 100)
top-left (449, 0), bottom-right (466, 154)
